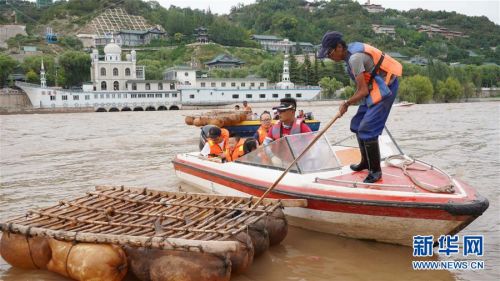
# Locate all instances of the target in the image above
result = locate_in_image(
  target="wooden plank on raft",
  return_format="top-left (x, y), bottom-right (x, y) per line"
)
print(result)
top-left (95, 185), bottom-right (308, 207)
top-left (0, 223), bottom-right (239, 254)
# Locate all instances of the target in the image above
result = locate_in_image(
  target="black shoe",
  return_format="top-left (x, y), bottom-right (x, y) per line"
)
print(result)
top-left (350, 136), bottom-right (368, 171)
top-left (363, 138), bottom-right (382, 183)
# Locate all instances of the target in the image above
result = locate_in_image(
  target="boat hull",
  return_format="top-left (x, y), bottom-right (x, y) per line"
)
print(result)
top-left (173, 158), bottom-right (488, 246)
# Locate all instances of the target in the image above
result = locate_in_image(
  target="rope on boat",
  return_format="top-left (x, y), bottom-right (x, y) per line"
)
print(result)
top-left (25, 226), bottom-right (40, 269)
top-left (385, 155), bottom-right (455, 194)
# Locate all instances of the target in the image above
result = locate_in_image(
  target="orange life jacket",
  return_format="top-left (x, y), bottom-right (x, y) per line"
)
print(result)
top-left (256, 125), bottom-right (268, 145)
top-left (207, 128), bottom-right (229, 157)
top-left (346, 42), bottom-right (403, 106)
top-left (226, 138), bottom-right (245, 162)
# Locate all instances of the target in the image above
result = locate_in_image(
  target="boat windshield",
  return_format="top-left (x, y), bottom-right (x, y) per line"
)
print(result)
top-left (235, 127), bottom-right (402, 174)
top-left (235, 132), bottom-right (340, 173)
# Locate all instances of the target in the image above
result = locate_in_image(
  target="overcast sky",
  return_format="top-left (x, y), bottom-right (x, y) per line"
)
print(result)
top-left (154, 0), bottom-right (499, 25)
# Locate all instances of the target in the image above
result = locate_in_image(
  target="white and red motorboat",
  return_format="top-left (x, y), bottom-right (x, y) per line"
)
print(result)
top-left (172, 130), bottom-right (489, 246)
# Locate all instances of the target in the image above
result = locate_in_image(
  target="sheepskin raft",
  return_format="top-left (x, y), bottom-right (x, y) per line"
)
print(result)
top-left (185, 110), bottom-right (248, 127)
top-left (0, 185), bottom-right (301, 281)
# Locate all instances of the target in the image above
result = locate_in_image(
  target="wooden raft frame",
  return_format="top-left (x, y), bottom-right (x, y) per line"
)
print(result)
top-left (0, 186), bottom-right (305, 255)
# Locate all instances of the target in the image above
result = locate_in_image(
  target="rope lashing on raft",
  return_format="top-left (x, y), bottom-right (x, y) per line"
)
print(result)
top-left (385, 155), bottom-right (455, 194)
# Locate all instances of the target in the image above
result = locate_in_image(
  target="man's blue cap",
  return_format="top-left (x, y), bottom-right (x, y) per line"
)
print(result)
top-left (317, 31), bottom-right (343, 59)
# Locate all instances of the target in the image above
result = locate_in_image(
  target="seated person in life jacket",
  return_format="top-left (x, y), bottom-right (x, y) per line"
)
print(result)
top-left (226, 137), bottom-right (259, 162)
top-left (263, 97), bottom-right (312, 146)
top-left (200, 126), bottom-right (230, 161)
top-left (225, 134), bottom-right (245, 162)
top-left (243, 138), bottom-right (258, 154)
top-left (253, 111), bottom-right (273, 145)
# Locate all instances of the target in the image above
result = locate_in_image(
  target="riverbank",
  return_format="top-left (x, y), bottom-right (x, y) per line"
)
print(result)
top-left (0, 107), bottom-right (95, 115)
top-left (1, 94), bottom-right (499, 115)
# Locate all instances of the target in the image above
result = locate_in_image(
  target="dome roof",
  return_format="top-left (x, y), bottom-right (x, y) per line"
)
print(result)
top-left (104, 42), bottom-right (121, 54)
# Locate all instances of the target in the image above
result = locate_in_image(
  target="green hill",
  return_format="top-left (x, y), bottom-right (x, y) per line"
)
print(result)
top-left (1, 0), bottom-right (498, 102)
top-left (2, 0), bottom-right (498, 63)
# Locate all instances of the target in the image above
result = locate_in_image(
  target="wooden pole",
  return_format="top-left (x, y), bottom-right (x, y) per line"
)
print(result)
top-left (0, 223), bottom-right (239, 254)
top-left (252, 112), bottom-right (342, 208)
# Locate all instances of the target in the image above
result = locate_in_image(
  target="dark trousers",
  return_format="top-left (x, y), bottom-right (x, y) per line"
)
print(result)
top-left (350, 78), bottom-right (399, 141)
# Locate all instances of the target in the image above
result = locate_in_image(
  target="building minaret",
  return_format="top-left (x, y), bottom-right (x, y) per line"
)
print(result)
top-left (277, 39), bottom-right (294, 89)
top-left (40, 59), bottom-right (47, 88)
top-left (282, 50), bottom-right (290, 82)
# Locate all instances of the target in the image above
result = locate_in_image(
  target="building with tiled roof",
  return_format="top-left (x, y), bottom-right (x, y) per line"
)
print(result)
top-left (205, 54), bottom-right (245, 70)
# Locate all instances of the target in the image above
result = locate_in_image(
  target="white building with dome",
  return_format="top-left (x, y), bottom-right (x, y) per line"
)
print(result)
top-left (89, 41), bottom-right (145, 92)
top-left (15, 41), bottom-right (321, 111)
top-left (16, 42), bottom-right (182, 111)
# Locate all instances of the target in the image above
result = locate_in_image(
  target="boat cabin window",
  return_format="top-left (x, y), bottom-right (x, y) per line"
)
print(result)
top-left (236, 132), bottom-right (340, 174)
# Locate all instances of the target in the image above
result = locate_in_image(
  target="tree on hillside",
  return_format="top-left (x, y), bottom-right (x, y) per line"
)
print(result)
top-left (288, 54), bottom-right (300, 84)
top-left (340, 85), bottom-right (355, 100)
top-left (209, 18), bottom-right (256, 47)
top-left (174, 33), bottom-right (184, 43)
top-left (138, 59), bottom-right (163, 80)
top-left (26, 69), bottom-right (39, 84)
top-left (22, 55), bottom-right (56, 86)
top-left (0, 54), bottom-right (17, 88)
top-left (398, 75), bottom-right (434, 104)
top-left (319, 77), bottom-right (343, 99)
top-left (435, 77), bottom-right (462, 102)
top-left (479, 65), bottom-right (500, 87)
top-left (402, 63), bottom-right (426, 77)
top-left (271, 14), bottom-right (298, 40)
top-left (59, 36), bottom-right (83, 50)
top-left (258, 57), bottom-right (282, 83)
top-left (313, 55), bottom-right (319, 85)
top-left (462, 81), bottom-right (477, 101)
top-left (58, 51), bottom-right (91, 88)
top-left (303, 54), bottom-right (314, 86)
top-left (427, 60), bottom-right (450, 87)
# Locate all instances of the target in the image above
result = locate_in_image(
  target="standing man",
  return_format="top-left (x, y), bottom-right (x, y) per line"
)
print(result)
top-left (263, 97), bottom-right (312, 146)
top-left (242, 101), bottom-right (253, 120)
top-left (242, 101), bottom-right (252, 113)
top-left (318, 31), bottom-right (402, 183)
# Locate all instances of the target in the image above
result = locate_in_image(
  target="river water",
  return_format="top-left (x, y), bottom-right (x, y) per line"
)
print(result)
top-left (1, 102), bottom-right (499, 281)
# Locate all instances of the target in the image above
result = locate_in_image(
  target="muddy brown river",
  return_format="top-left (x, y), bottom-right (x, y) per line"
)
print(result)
top-left (1, 102), bottom-right (498, 280)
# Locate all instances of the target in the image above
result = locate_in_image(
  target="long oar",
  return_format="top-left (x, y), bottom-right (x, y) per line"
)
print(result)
top-left (252, 112), bottom-right (343, 208)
